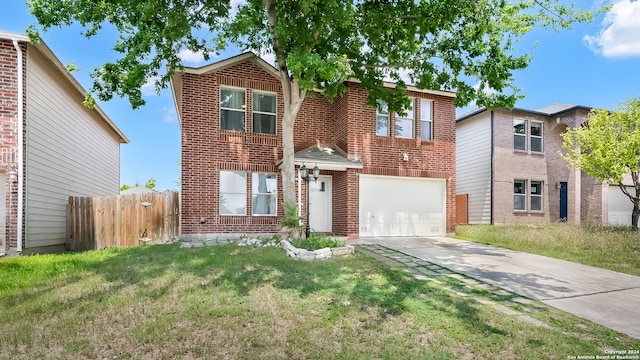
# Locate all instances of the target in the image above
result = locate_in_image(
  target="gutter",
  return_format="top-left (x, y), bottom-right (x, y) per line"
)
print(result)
top-left (12, 39), bottom-right (24, 253)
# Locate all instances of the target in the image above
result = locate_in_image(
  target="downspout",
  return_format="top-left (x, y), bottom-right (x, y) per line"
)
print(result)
top-left (490, 111), bottom-right (494, 225)
top-left (12, 39), bottom-right (24, 253)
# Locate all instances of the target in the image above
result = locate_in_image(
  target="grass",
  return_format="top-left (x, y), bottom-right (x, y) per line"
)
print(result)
top-left (0, 243), bottom-right (638, 359)
top-left (456, 223), bottom-right (640, 276)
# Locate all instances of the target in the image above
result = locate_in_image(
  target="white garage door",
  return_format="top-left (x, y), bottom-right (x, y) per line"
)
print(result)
top-left (608, 185), bottom-right (635, 226)
top-left (359, 175), bottom-right (446, 237)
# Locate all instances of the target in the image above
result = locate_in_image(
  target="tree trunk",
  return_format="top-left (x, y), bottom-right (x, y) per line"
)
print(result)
top-left (281, 109), bottom-right (297, 205)
top-left (632, 199), bottom-right (639, 230)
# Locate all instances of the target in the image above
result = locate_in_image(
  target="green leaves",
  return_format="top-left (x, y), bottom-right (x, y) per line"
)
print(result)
top-left (561, 98), bottom-right (640, 185)
top-left (27, 0), bottom-right (598, 111)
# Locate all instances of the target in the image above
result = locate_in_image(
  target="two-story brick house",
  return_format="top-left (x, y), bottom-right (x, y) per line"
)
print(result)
top-left (171, 53), bottom-right (456, 240)
top-left (0, 31), bottom-right (128, 255)
top-left (456, 104), bottom-right (634, 226)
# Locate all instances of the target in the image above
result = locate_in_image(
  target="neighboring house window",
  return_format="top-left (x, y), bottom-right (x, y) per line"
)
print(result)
top-left (220, 171), bottom-right (246, 215)
top-left (530, 181), bottom-right (543, 211)
top-left (252, 173), bottom-right (277, 215)
top-left (514, 119), bottom-right (526, 151)
top-left (514, 179), bottom-right (526, 211)
top-left (530, 121), bottom-right (543, 152)
top-left (420, 99), bottom-right (433, 141)
top-left (220, 88), bottom-right (246, 132)
top-left (376, 100), bottom-right (389, 136)
top-left (395, 99), bottom-right (415, 138)
top-left (253, 92), bottom-right (277, 135)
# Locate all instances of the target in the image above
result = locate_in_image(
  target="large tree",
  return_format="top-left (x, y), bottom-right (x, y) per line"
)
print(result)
top-left (27, 0), bottom-right (595, 205)
top-left (562, 98), bottom-right (640, 229)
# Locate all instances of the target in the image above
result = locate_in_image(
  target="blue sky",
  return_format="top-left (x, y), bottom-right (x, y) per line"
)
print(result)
top-left (1, 1), bottom-right (639, 191)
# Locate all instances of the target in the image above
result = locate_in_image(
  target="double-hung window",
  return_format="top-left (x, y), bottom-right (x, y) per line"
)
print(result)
top-left (220, 171), bottom-right (247, 215)
top-left (395, 99), bottom-right (415, 139)
top-left (420, 99), bottom-right (433, 141)
top-left (253, 92), bottom-right (277, 135)
top-left (220, 88), bottom-right (246, 132)
top-left (252, 173), bottom-right (277, 215)
top-left (513, 119), bottom-right (543, 152)
top-left (530, 181), bottom-right (543, 211)
top-left (513, 120), bottom-right (526, 151)
top-left (530, 122), bottom-right (543, 152)
top-left (514, 180), bottom-right (526, 211)
top-left (376, 100), bottom-right (389, 136)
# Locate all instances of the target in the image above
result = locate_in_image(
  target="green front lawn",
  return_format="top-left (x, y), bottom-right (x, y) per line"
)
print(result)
top-left (456, 224), bottom-right (640, 276)
top-left (1, 243), bottom-right (638, 359)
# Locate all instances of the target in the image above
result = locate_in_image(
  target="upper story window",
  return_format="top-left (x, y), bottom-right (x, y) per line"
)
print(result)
top-left (252, 173), bottom-right (277, 215)
top-left (220, 87), bottom-right (246, 132)
top-left (513, 119), bottom-right (543, 153)
top-left (530, 122), bottom-right (543, 152)
top-left (420, 99), bottom-right (433, 141)
top-left (376, 100), bottom-right (389, 136)
top-left (395, 99), bottom-right (415, 139)
top-left (253, 92), bottom-right (277, 135)
top-left (220, 171), bottom-right (247, 215)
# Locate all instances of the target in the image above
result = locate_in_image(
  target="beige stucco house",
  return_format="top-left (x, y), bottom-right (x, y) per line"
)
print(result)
top-left (0, 31), bottom-right (129, 255)
top-left (456, 104), bottom-right (634, 226)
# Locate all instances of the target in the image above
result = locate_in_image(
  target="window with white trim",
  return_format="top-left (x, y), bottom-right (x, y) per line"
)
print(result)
top-left (530, 181), bottom-right (543, 211)
top-left (513, 119), bottom-right (544, 152)
top-left (530, 121), bottom-right (543, 152)
top-left (220, 171), bottom-right (246, 215)
top-left (253, 92), bottom-right (276, 135)
top-left (514, 179), bottom-right (526, 211)
top-left (220, 88), bottom-right (246, 132)
top-left (514, 119), bottom-right (526, 151)
top-left (395, 99), bottom-right (415, 139)
top-left (420, 99), bottom-right (432, 141)
top-left (252, 173), bottom-right (277, 215)
top-left (376, 100), bottom-right (389, 136)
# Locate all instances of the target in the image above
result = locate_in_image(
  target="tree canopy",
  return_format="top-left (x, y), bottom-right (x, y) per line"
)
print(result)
top-left (28, 0), bottom-right (597, 205)
top-left (561, 98), bottom-right (640, 228)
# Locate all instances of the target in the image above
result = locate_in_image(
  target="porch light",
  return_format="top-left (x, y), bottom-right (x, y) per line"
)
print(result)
top-left (7, 167), bottom-right (17, 183)
top-left (299, 163), bottom-right (319, 239)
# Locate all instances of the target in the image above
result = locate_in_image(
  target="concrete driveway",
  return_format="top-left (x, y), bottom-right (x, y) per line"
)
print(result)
top-left (360, 236), bottom-right (640, 339)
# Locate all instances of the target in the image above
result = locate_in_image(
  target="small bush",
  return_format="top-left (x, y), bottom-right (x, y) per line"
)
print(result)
top-left (291, 233), bottom-right (345, 250)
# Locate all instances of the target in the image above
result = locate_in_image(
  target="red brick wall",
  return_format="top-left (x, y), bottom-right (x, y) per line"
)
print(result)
top-left (0, 39), bottom-right (24, 250)
top-left (180, 57), bottom-right (457, 237)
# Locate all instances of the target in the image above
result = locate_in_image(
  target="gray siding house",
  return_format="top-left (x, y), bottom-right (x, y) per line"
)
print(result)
top-left (0, 31), bottom-right (128, 255)
top-left (456, 104), bottom-right (632, 226)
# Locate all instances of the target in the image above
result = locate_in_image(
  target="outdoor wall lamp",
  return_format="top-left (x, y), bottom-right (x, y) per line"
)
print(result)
top-left (7, 167), bottom-right (17, 183)
top-left (299, 163), bottom-right (320, 239)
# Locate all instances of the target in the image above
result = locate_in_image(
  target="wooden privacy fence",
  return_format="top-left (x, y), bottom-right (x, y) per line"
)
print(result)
top-left (67, 191), bottom-right (180, 251)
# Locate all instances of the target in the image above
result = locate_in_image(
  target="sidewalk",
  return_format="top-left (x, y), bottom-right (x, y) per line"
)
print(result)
top-left (352, 236), bottom-right (640, 339)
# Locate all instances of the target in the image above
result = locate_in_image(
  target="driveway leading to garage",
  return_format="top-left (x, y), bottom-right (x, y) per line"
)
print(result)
top-left (360, 236), bottom-right (640, 339)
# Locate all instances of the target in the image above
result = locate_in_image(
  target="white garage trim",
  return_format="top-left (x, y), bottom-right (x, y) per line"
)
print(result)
top-left (359, 175), bottom-right (446, 237)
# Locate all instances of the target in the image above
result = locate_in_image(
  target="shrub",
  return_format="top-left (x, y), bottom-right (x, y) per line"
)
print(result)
top-left (291, 233), bottom-right (345, 250)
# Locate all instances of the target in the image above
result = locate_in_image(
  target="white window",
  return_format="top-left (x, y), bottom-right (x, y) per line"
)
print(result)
top-left (395, 99), bottom-right (415, 139)
top-left (530, 122), bottom-right (543, 152)
top-left (220, 88), bottom-right (246, 132)
top-left (530, 181), bottom-right (543, 211)
top-left (514, 119), bottom-right (526, 151)
top-left (220, 171), bottom-right (246, 215)
top-left (514, 119), bottom-right (543, 152)
top-left (376, 100), bottom-right (389, 136)
top-left (253, 92), bottom-right (277, 135)
top-left (514, 179), bottom-right (526, 211)
top-left (252, 173), bottom-right (277, 215)
top-left (420, 99), bottom-right (432, 141)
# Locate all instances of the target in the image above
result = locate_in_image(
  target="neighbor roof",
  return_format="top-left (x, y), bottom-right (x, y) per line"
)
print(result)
top-left (456, 103), bottom-right (593, 123)
top-left (0, 30), bottom-right (129, 144)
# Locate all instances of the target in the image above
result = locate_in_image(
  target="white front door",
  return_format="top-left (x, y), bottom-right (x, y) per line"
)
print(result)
top-left (309, 175), bottom-right (332, 232)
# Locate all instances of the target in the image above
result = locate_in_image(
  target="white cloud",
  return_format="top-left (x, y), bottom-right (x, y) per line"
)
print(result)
top-left (162, 107), bottom-right (177, 123)
top-left (584, 0), bottom-right (640, 58)
top-left (178, 49), bottom-right (206, 65)
top-left (141, 76), bottom-right (160, 97)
